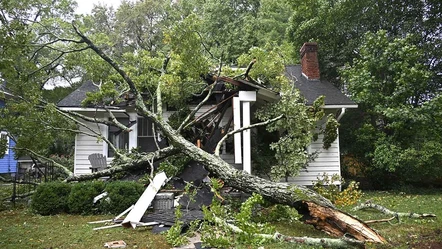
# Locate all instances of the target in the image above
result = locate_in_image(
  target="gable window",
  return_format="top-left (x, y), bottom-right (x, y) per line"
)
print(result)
top-left (108, 118), bottom-right (129, 158)
top-left (138, 117), bottom-right (156, 152)
top-left (0, 132), bottom-right (9, 155)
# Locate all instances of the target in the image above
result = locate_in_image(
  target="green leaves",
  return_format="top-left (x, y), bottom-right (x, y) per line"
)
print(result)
top-left (341, 30), bottom-right (442, 184)
top-left (256, 81), bottom-right (322, 181)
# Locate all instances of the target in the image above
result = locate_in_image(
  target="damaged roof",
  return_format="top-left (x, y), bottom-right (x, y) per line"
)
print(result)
top-left (285, 65), bottom-right (357, 107)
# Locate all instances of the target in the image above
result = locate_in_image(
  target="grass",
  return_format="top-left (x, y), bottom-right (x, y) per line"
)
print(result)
top-left (1, 188), bottom-right (441, 249)
top-left (0, 209), bottom-right (170, 249)
top-left (343, 189), bottom-right (442, 249)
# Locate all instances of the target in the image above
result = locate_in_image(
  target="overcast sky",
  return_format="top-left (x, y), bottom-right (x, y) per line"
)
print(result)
top-left (75, 0), bottom-right (126, 14)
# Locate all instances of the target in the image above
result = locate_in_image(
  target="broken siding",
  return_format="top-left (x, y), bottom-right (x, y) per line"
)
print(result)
top-left (74, 122), bottom-right (106, 175)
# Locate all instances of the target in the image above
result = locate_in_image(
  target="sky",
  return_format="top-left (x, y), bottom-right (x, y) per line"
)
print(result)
top-left (75, 0), bottom-right (126, 14)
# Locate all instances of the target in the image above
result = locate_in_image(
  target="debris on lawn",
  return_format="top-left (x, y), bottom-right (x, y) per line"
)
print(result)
top-left (122, 172), bottom-right (168, 229)
top-left (104, 240), bottom-right (127, 248)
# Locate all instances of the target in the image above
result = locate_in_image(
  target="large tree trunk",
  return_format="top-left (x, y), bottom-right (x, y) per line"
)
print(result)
top-left (156, 119), bottom-right (387, 244)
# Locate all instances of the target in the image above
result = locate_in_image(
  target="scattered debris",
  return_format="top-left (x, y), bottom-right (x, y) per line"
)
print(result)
top-left (93, 192), bottom-right (108, 204)
top-left (104, 240), bottom-right (127, 248)
top-left (141, 209), bottom-right (204, 227)
top-left (153, 192), bottom-right (175, 210)
top-left (122, 172), bottom-right (168, 229)
top-left (94, 224), bottom-right (122, 231)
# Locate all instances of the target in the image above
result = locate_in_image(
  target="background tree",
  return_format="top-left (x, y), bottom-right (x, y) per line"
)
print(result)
top-left (340, 31), bottom-right (442, 187)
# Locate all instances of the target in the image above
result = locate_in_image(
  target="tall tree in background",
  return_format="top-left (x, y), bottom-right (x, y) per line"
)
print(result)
top-left (341, 31), bottom-right (442, 187)
top-left (287, 0), bottom-right (442, 87)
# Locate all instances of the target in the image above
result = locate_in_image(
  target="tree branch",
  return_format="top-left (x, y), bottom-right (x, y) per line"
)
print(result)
top-left (352, 201), bottom-right (437, 219)
top-left (214, 114), bottom-right (283, 156)
top-left (28, 46), bottom-right (89, 76)
top-left (212, 216), bottom-right (364, 249)
top-left (14, 148), bottom-right (73, 177)
top-left (178, 55), bottom-right (223, 132)
top-left (65, 146), bottom-right (179, 182)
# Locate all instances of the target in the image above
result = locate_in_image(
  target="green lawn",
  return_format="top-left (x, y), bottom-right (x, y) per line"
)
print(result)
top-left (1, 189), bottom-right (441, 249)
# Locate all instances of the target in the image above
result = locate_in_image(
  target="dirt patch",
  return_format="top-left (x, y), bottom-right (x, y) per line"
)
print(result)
top-left (410, 229), bottom-right (442, 249)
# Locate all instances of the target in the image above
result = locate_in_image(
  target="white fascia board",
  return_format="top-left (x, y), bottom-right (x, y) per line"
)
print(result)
top-left (321, 104), bottom-right (358, 109)
top-left (59, 107), bottom-right (126, 112)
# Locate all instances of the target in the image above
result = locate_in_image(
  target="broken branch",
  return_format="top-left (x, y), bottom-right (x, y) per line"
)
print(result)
top-left (352, 201), bottom-right (437, 219)
top-left (214, 114), bottom-right (283, 156)
top-left (212, 216), bottom-right (364, 249)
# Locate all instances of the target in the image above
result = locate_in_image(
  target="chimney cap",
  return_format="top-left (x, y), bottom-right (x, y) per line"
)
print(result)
top-left (300, 42), bottom-right (318, 58)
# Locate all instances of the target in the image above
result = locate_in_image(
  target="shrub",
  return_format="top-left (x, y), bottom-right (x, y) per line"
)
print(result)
top-left (31, 181), bottom-right (72, 215)
top-left (312, 173), bottom-right (362, 207)
top-left (99, 181), bottom-right (144, 214)
top-left (68, 181), bottom-right (106, 214)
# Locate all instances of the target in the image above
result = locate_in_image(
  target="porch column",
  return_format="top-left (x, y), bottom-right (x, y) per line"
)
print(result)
top-left (242, 101), bottom-right (251, 174)
top-left (128, 113), bottom-right (138, 150)
top-left (233, 91), bottom-right (256, 174)
top-left (233, 97), bottom-right (242, 164)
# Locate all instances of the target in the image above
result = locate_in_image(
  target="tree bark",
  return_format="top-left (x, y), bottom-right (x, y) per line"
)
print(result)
top-left (152, 118), bottom-right (387, 243)
top-left (65, 147), bottom-right (178, 182)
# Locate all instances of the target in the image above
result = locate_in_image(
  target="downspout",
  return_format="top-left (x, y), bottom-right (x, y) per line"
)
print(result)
top-left (336, 108), bottom-right (346, 122)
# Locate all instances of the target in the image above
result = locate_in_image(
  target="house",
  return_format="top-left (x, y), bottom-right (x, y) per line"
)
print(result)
top-left (58, 42), bottom-right (357, 185)
top-left (0, 85), bottom-right (18, 175)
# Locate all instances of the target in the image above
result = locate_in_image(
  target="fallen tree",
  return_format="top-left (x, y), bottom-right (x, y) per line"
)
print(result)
top-left (0, 4), bottom-right (387, 246)
top-left (61, 23), bottom-right (388, 245)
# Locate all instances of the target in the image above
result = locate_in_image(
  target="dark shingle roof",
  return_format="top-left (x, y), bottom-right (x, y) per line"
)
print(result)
top-left (57, 81), bottom-right (98, 107)
top-left (285, 65), bottom-right (357, 107)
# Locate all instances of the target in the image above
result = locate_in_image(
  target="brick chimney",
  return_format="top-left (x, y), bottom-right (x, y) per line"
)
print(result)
top-left (300, 42), bottom-right (320, 80)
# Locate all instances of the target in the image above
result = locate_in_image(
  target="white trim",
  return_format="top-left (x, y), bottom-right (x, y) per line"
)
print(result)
top-left (74, 134), bottom-right (78, 175)
top-left (322, 105), bottom-right (358, 109)
top-left (337, 108), bottom-right (346, 121)
top-left (242, 101), bottom-right (251, 174)
top-left (233, 97), bottom-right (242, 164)
top-left (101, 124), bottom-right (109, 157)
top-left (128, 113), bottom-right (138, 150)
top-left (59, 107), bottom-right (126, 112)
top-left (238, 91), bottom-right (257, 102)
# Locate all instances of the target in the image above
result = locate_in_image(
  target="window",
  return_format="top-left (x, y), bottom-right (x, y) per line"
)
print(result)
top-left (137, 117), bottom-right (156, 152)
top-left (108, 118), bottom-right (129, 158)
top-left (1, 132), bottom-right (9, 155)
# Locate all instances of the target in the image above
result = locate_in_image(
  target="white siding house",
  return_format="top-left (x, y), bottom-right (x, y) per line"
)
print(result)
top-left (58, 42), bottom-right (357, 185)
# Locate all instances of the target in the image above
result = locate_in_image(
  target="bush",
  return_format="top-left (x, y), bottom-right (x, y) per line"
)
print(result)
top-left (99, 181), bottom-right (145, 214)
top-left (313, 173), bottom-right (362, 207)
top-left (68, 181), bottom-right (106, 215)
top-left (31, 181), bottom-right (72, 215)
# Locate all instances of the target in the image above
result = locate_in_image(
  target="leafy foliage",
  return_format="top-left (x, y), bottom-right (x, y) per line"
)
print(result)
top-left (67, 181), bottom-right (105, 214)
top-left (31, 181), bottom-right (72, 215)
top-left (256, 83), bottom-right (325, 181)
top-left (341, 30), bottom-right (442, 185)
top-left (201, 192), bottom-right (275, 247)
top-left (313, 174), bottom-right (362, 207)
top-left (99, 181), bottom-right (144, 214)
